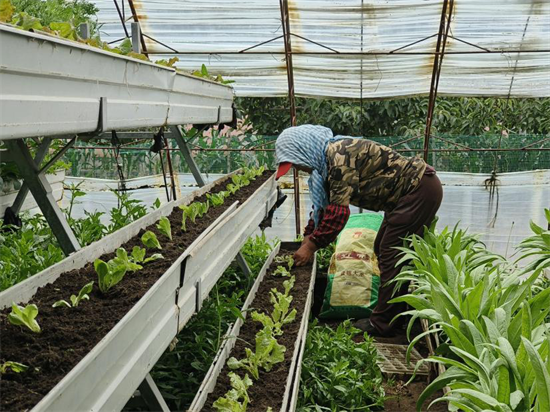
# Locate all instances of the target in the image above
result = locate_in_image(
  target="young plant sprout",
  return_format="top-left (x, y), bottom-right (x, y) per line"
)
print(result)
top-left (0, 361), bottom-right (28, 374)
top-left (274, 254), bottom-right (294, 271)
top-left (112, 248), bottom-right (143, 272)
top-left (53, 281), bottom-right (94, 308)
top-left (129, 246), bottom-right (163, 264)
top-left (226, 183), bottom-right (238, 195)
top-left (227, 328), bottom-right (286, 380)
top-left (272, 266), bottom-right (291, 277)
top-left (141, 231), bottom-right (162, 250)
top-left (94, 259), bottom-right (127, 294)
top-left (207, 193), bottom-right (225, 207)
top-left (8, 303), bottom-right (41, 333)
top-left (156, 216), bottom-right (172, 240)
top-left (213, 372), bottom-right (253, 412)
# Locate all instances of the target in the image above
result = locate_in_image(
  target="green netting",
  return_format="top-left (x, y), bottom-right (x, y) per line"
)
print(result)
top-left (63, 133), bottom-right (549, 179)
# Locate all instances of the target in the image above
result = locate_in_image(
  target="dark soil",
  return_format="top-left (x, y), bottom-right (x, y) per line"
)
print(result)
top-left (0, 172), bottom-right (271, 412)
top-left (203, 245), bottom-right (313, 412)
top-left (384, 380), bottom-right (447, 412)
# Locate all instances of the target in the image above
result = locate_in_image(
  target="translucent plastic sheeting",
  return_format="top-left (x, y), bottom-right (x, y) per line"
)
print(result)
top-left (92, 0), bottom-right (550, 98)
top-left (50, 170), bottom-right (549, 260)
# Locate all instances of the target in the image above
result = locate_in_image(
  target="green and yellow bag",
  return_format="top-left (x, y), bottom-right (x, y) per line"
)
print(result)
top-left (319, 213), bottom-right (383, 320)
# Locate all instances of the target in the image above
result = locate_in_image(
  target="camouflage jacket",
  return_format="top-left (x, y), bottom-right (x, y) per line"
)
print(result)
top-left (326, 138), bottom-right (426, 212)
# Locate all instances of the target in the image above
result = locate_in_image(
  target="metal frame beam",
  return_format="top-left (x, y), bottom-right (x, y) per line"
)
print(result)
top-left (423, 0), bottom-right (454, 160)
top-left (279, 0), bottom-right (301, 236)
top-left (5, 139), bottom-right (81, 255)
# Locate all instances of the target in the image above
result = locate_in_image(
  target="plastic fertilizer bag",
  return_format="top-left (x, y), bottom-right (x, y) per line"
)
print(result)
top-left (319, 213), bottom-right (383, 320)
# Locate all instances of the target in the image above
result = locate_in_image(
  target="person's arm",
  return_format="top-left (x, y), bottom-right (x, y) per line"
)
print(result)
top-left (295, 204), bottom-right (350, 266)
top-left (309, 204), bottom-right (350, 248)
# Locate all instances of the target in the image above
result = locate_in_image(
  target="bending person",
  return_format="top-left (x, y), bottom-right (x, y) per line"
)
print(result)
top-left (275, 125), bottom-right (443, 337)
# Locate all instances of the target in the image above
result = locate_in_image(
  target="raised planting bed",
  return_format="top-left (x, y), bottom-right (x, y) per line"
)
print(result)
top-left (0, 168), bottom-right (276, 412)
top-left (191, 242), bottom-right (317, 412)
top-left (0, 23), bottom-right (233, 140)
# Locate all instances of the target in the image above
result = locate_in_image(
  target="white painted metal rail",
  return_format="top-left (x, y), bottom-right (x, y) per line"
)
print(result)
top-left (0, 24), bottom-right (234, 140)
top-left (0, 172), bottom-right (277, 412)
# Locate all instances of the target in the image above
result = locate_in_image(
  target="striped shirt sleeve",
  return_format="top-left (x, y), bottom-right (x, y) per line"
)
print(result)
top-left (310, 204), bottom-right (350, 248)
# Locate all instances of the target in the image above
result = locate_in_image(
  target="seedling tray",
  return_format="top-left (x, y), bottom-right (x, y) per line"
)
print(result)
top-left (189, 242), bottom-right (317, 412)
top-left (0, 171), bottom-right (276, 412)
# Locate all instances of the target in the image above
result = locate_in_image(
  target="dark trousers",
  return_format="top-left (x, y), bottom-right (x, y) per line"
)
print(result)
top-left (369, 173), bottom-right (443, 335)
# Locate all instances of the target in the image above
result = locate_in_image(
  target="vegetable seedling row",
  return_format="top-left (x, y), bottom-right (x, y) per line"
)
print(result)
top-left (190, 242), bottom-right (317, 412)
top-left (0, 170), bottom-right (277, 412)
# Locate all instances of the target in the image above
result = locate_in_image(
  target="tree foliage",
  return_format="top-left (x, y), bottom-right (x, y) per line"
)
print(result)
top-left (236, 96), bottom-right (550, 138)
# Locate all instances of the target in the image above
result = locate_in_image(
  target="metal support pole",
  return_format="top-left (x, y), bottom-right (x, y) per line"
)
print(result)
top-left (128, 0), bottom-right (148, 55)
top-left (78, 22), bottom-right (90, 40)
top-left (279, 0), bottom-right (301, 236)
top-left (137, 374), bottom-right (170, 412)
top-left (235, 252), bottom-right (252, 278)
top-left (5, 140), bottom-right (81, 255)
top-left (11, 137), bottom-right (51, 214)
top-left (131, 22), bottom-right (141, 54)
top-left (423, 0), bottom-right (454, 160)
top-left (170, 125), bottom-right (206, 187)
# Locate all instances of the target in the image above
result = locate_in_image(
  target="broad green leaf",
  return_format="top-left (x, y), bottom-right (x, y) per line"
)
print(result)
top-left (141, 231), bottom-right (162, 250)
top-left (521, 337), bottom-right (550, 411)
top-left (416, 366), bottom-right (472, 411)
top-left (156, 216), bottom-right (172, 240)
top-left (8, 303), bottom-right (40, 333)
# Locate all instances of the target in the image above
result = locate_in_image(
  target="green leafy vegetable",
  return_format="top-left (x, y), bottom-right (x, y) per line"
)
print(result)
top-left (0, 361), bottom-right (28, 374)
top-left (213, 372), bottom-right (253, 412)
top-left (112, 248), bottom-right (143, 272)
top-left (227, 328), bottom-right (285, 380)
top-left (207, 193), bottom-right (226, 207)
top-left (53, 281), bottom-right (94, 308)
top-left (8, 303), bottom-right (40, 333)
top-left (141, 231), bottom-right (162, 250)
top-left (130, 246), bottom-right (163, 264)
top-left (157, 216), bottom-right (172, 240)
top-left (94, 259), bottom-right (127, 293)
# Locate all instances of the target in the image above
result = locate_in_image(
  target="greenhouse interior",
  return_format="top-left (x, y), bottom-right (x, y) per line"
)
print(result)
top-left (0, 0), bottom-right (549, 411)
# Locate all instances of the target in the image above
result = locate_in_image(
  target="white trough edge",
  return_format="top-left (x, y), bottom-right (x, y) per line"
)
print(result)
top-left (188, 243), bottom-right (282, 411)
top-left (0, 170), bottom-right (276, 412)
top-left (285, 252), bottom-right (317, 412)
top-left (0, 23), bottom-right (233, 140)
top-left (188, 242), bottom-right (317, 412)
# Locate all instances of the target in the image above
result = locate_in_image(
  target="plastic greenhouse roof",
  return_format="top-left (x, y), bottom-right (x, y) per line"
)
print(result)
top-left (93, 0), bottom-right (550, 99)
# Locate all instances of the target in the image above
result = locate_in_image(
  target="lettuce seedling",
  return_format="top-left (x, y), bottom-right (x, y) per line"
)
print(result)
top-left (269, 289), bottom-right (297, 334)
top-left (227, 328), bottom-right (285, 379)
top-left (274, 254), bottom-right (294, 271)
top-left (197, 201), bottom-right (209, 217)
top-left (156, 216), bottom-right (172, 240)
top-left (130, 246), bottom-right (163, 264)
top-left (272, 265), bottom-right (291, 277)
top-left (112, 248), bottom-right (143, 272)
top-left (213, 372), bottom-right (252, 412)
top-left (207, 193), bottom-right (225, 207)
top-left (8, 303), bottom-right (41, 333)
top-left (53, 281), bottom-right (94, 308)
top-left (141, 231), bottom-right (162, 250)
top-left (0, 361), bottom-right (28, 374)
top-left (94, 259), bottom-right (127, 293)
top-left (226, 183), bottom-right (238, 195)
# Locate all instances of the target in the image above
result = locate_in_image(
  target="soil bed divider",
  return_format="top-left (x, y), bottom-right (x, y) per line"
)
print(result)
top-left (0, 171), bottom-right (277, 412)
top-left (189, 242), bottom-right (317, 412)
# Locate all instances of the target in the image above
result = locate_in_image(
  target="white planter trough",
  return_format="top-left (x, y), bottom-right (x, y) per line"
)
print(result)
top-left (189, 242), bottom-right (317, 412)
top-left (0, 171), bottom-right (276, 412)
top-left (0, 170), bottom-right (65, 215)
top-left (0, 23), bottom-right (233, 140)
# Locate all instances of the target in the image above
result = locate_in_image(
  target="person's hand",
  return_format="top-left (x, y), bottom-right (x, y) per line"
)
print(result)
top-left (294, 237), bottom-right (317, 266)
